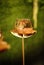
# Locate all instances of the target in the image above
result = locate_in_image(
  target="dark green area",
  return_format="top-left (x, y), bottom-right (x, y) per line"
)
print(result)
top-left (0, 0), bottom-right (44, 65)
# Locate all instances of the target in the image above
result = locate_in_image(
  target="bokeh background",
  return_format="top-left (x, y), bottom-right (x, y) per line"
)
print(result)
top-left (0, 0), bottom-right (44, 65)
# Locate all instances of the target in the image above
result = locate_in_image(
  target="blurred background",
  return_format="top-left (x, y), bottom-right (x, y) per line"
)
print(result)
top-left (0, 0), bottom-right (44, 65)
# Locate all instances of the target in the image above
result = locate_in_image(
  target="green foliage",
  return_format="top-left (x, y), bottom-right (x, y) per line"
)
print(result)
top-left (0, 0), bottom-right (44, 62)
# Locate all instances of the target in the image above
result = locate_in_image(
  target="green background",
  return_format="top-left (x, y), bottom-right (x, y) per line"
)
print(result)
top-left (0, 0), bottom-right (44, 65)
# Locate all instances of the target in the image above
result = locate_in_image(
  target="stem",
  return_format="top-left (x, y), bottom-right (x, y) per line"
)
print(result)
top-left (22, 36), bottom-right (25, 65)
top-left (33, 0), bottom-right (38, 29)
